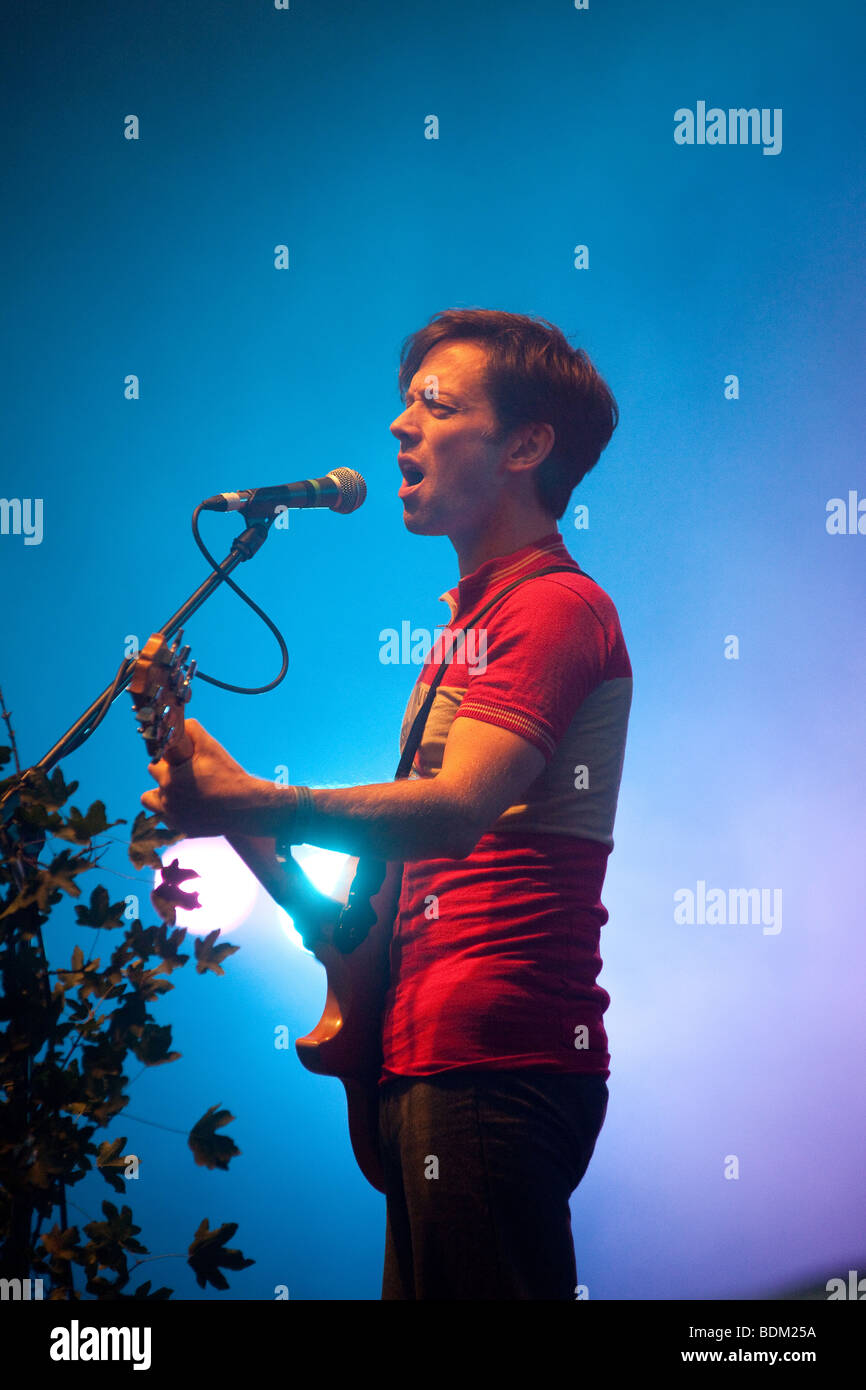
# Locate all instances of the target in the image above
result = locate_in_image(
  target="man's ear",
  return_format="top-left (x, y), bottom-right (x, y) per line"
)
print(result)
top-left (504, 421), bottom-right (555, 475)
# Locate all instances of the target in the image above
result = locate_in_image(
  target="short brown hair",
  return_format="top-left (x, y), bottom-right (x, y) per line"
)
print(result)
top-left (397, 307), bottom-right (619, 519)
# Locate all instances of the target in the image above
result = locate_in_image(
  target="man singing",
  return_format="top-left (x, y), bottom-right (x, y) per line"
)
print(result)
top-left (142, 307), bottom-right (632, 1300)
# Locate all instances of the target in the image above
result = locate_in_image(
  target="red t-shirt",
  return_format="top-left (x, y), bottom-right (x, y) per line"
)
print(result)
top-left (379, 531), bottom-right (632, 1084)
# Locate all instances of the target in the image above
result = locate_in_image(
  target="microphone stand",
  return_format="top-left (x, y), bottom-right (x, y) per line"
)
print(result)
top-left (1, 516), bottom-right (273, 818)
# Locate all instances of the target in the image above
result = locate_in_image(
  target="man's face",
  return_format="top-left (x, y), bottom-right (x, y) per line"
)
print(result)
top-left (389, 339), bottom-right (512, 539)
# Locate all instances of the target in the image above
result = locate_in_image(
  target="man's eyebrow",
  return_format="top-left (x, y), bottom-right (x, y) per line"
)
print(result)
top-left (404, 383), bottom-right (459, 404)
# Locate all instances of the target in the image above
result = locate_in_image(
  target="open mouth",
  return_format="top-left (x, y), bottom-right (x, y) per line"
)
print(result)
top-left (398, 458), bottom-right (425, 497)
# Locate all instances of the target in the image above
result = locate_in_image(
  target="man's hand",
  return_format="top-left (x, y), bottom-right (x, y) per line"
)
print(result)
top-left (140, 717), bottom-right (277, 838)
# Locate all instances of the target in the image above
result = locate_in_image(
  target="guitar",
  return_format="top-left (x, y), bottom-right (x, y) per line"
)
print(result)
top-left (129, 630), bottom-right (399, 1192)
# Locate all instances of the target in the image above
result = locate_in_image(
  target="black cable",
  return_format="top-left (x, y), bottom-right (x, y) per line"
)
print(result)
top-left (190, 504), bottom-right (289, 694)
top-left (12, 509), bottom-right (290, 781)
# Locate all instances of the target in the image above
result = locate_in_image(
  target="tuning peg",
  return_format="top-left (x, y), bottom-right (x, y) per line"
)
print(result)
top-left (178, 658), bottom-right (197, 702)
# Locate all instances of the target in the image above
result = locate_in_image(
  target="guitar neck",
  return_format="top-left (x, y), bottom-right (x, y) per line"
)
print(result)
top-left (131, 634), bottom-right (340, 949)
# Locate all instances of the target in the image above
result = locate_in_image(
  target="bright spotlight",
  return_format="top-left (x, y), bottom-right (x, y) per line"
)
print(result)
top-left (153, 838), bottom-right (354, 948)
top-left (279, 844), bottom-right (355, 951)
top-left (153, 836), bottom-right (259, 936)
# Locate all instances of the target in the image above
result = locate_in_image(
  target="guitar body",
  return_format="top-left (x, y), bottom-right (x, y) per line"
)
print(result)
top-left (130, 631), bottom-right (398, 1193)
top-left (294, 860), bottom-right (400, 1193)
top-left (223, 831), bottom-right (398, 1192)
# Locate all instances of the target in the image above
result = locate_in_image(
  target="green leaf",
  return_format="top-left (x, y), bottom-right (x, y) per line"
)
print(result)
top-left (187, 1218), bottom-right (254, 1291)
top-left (193, 929), bottom-right (239, 976)
top-left (96, 1136), bottom-right (132, 1194)
top-left (41, 1223), bottom-right (81, 1262)
top-left (15, 765), bottom-right (79, 813)
top-left (56, 801), bottom-right (125, 846)
top-left (56, 945), bottom-right (103, 999)
top-left (123, 961), bottom-right (174, 1003)
top-left (96, 1137), bottom-right (125, 1165)
top-left (15, 849), bottom-right (93, 913)
top-left (17, 801), bottom-right (63, 833)
top-left (129, 1022), bottom-right (181, 1067)
top-left (128, 811), bottom-right (184, 871)
top-left (75, 885), bottom-right (127, 930)
top-left (151, 923), bottom-right (189, 973)
top-left (151, 858), bottom-right (201, 926)
top-left (131, 1280), bottom-right (172, 1300)
top-left (188, 1104), bottom-right (240, 1170)
top-left (83, 1201), bottom-right (149, 1268)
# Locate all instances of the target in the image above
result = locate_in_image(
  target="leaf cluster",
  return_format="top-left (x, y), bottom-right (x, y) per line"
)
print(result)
top-left (0, 749), bottom-right (253, 1298)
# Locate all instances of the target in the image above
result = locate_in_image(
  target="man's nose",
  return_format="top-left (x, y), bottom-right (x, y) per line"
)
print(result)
top-left (390, 405), bottom-right (417, 439)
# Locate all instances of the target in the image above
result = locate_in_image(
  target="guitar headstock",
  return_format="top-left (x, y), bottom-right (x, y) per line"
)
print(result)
top-left (130, 630), bottom-right (196, 764)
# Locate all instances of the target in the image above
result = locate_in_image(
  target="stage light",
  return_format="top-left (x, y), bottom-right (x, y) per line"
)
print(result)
top-left (154, 838), bottom-right (354, 948)
top-left (153, 836), bottom-right (258, 936)
top-left (278, 844), bottom-right (354, 951)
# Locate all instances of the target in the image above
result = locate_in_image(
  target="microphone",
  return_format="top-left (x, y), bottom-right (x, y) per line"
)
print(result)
top-left (200, 467), bottom-right (366, 517)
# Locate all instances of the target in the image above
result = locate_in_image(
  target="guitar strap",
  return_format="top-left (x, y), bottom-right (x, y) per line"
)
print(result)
top-left (333, 562), bottom-right (588, 952)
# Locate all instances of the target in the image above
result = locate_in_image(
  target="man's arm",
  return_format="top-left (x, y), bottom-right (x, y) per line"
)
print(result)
top-left (141, 715), bottom-right (545, 861)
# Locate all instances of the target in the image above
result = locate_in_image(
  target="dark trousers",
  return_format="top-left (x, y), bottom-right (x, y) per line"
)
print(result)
top-left (378, 1069), bottom-right (608, 1300)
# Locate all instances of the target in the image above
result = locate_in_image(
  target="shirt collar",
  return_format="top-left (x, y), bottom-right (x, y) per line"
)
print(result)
top-left (438, 530), bottom-right (576, 620)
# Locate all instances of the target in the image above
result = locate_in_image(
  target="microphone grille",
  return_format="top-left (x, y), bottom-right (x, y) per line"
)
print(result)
top-left (327, 467), bottom-right (367, 514)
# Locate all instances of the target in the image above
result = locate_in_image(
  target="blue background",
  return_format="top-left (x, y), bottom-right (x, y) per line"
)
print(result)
top-left (2, 0), bottom-right (864, 1300)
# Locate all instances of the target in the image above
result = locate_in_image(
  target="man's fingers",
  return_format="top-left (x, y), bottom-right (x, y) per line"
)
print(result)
top-left (184, 717), bottom-right (212, 751)
top-left (146, 757), bottom-right (193, 786)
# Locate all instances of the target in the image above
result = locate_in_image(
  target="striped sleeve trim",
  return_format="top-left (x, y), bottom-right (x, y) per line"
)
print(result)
top-left (453, 698), bottom-right (557, 758)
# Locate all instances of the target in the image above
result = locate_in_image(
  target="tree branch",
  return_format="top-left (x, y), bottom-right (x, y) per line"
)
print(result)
top-left (0, 684), bottom-right (21, 775)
